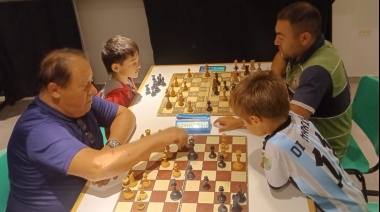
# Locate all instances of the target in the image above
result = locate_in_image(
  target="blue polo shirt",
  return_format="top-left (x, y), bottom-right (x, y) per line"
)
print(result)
top-left (6, 96), bottom-right (118, 212)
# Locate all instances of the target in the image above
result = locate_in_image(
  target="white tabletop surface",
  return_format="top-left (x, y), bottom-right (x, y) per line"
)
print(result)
top-left (73, 63), bottom-right (315, 212)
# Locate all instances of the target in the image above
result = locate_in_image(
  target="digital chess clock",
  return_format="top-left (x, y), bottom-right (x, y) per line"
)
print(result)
top-left (175, 114), bottom-right (211, 134)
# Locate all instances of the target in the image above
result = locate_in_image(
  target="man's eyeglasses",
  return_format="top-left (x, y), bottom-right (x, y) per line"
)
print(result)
top-left (77, 118), bottom-right (95, 145)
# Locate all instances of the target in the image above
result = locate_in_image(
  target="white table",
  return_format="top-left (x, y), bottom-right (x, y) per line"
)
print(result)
top-left (73, 63), bottom-right (315, 212)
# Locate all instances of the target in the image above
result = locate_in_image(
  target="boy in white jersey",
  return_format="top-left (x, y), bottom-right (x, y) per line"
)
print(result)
top-left (229, 70), bottom-right (366, 212)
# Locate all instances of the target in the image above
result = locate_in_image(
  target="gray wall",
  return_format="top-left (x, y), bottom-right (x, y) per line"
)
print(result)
top-left (74, 0), bottom-right (379, 85)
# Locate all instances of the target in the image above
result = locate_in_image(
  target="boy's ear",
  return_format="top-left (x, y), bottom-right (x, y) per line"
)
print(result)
top-left (111, 63), bottom-right (120, 72)
top-left (249, 116), bottom-right (262, 126)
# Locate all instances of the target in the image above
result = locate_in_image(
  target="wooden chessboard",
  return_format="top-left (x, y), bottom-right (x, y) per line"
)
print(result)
top-left (113, 134), bottom-right (249, 212)
top-left (156, 71), bottom-right (246, 116)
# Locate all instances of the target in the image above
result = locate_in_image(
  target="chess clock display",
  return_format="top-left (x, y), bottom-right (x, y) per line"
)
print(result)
top-left (175, 114), bottom-right (211, 134)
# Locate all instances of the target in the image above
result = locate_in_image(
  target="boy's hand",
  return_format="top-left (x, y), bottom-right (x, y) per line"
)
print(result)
top-left (213, 116), bottom-right (244, 132)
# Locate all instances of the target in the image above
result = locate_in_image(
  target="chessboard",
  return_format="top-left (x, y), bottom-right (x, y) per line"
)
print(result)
top-left (113, 134), bottom-right (249, 212)
top-left (156, 71), bottom-right (247, 117)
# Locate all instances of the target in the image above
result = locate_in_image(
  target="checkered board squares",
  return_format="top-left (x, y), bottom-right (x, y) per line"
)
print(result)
top-left (157, 72), bottom-right (246, 116)
top-left (113, 135), bottom-right (248, 212)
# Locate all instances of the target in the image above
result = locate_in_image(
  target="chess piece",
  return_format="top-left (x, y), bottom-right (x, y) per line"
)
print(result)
top-left (218, 154), bottom-right (226, 168)
top-left (183, 80), bottom-right (189, 91)
top-left (140, 133), bottom-right (145, 139)
top-left (231, 194), bottom-right (243, 212)
top-left (241, 60), bottom-right (246, 70)
top-left (161, 153), bottom-right (170, 168)
top-left (213, 85), bottom-right (219, 95)
top-left (186, 165), bottom-right (195, 180)
top-left (218, 203), bottom-right (228, 212)
top-left (237, 184), bottom-right (247, 203)
top-left (178, 94), bottom-right (184, 106)
top-left (128, 171), bottom-right (137, 187)
top-left (145, 129), bottom-right (151, 136)
top-left (221, 90), bottom-right (228, 101)
top-left (136, 196), bottom-right (145, 210)
top-left (205, 63), bottom-right (210, 77)
top-left (122, 176), bottom-right (135, 200)
top-left (223, 81), bottom-right (229, 91)
top-left (172, 162), bottom-right (181, 178)
top-left (257, 62), bottom-right (262, 72)
top-left (141, 172), bottom-right (151, 188)
top-left (203, 176), bottom-right (211, 190)
top-left (170, 179), bottom-right (182, 201)
top-left (233, 59), bottom-right (238, 70)
top-left (215, 73), bottom-right (221, 86)
top-left (209, 145), bottom-right (217, 159)
top-left (187, 101), bottom-right (194, 112)
top-left (174, 76), bottom-right (179, 87)
top-left (170, 83), bottom-right (176, 97)
top-left (221, 133), bottom-right (229, 150)
top-left (187, 68), bottom-right (192, 77)
top-left (161, 76), bottom-right (166, 86)
top-left (250, 59), bottom-right (255, 70)
top-left (217, 186), bottom-right (227, 203)
top-left (233, 150), bottom-right (245, 171)
top-left (145, 84), bottom-right (151, 95)
top-left (165, 145), bottom-right (174, 159)
top-left (165, 96), bottom-right (172, 109)
top-left (244, 64), bottom-right (250, 76)
top-left (137, 184), bottom-right (148, 200)
top-left (187, 139), bottom-right (198, 160)
top-left (165, 89), bottom-right (170, 97)
top-left (220, 143), bottom-right (228, 159)
top-left (206, 100), bottom-right (213, 112)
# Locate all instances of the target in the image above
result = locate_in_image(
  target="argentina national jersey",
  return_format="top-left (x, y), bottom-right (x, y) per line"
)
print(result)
top-left (262, 112), bottom-right (366, 212)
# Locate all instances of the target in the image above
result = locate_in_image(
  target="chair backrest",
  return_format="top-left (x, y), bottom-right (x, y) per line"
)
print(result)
top-left (352, 76), bottom-right (379, 157)
top-left (0, 149), bottom-right (9, 212)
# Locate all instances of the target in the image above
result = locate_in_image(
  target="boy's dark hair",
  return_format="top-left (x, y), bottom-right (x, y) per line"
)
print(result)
top-left (37, 48), bottom-right (85, 92)
top-left (277, 1), bottom-right (322, 39)
top-left (229, 70), bottom-right (289, 123)
top-left (101, 35), bottom-right (139, 75)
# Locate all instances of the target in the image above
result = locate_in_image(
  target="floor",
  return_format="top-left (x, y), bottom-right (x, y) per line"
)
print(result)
top-left (0, 82), bottom-right (378, 204)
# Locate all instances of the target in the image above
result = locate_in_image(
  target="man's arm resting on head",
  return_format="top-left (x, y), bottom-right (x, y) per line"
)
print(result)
top-left (67, 127), bottom-right (188, 182)
top-left (271, 51), bottom-right (287, 78)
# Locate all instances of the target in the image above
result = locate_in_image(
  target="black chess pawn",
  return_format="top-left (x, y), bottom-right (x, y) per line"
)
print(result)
top-left (206, 100), bottom-right (213, 112)
top-left (214, 85), bottom-right (219, 95)
top-left (145, 84), bottom-right (151, 95)
top-left (203, 176), bottom-right (211, 190)
top-left (161, 77), bottom-right (166, 86)
top-left (186, 165), bottom-right (195, 180)
top-left (231, 194), bottom-right (243, 212)
top-left (237, 184), bottom-right (247, 203)
top-left (218, 203), bottom-right (228, 212)
top-left (223, 81), bottom-right (229, 91)
top-left (187, 139), bottom-right (198, 160)
top-left (169, 179), bottom-right (182, 201)
top-left (209, 145), bottom-right (217, 159)
top-left (244, 64), bottom-right (250, 76)
top-left (218, 153), bottom-right (226, 168)
top-left (217, 186), bottom-right (227, 203)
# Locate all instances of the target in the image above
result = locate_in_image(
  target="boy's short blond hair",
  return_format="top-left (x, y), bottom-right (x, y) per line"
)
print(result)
top-left (229, 70), bottom-right (290, 123)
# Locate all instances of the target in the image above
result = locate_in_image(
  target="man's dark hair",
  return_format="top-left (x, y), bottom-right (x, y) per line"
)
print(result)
top-left (277, 1), bottom-right (322, 38)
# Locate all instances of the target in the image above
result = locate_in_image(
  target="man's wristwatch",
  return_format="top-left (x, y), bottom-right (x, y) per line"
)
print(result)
top-left (106, 140), bottom-right (121, 148)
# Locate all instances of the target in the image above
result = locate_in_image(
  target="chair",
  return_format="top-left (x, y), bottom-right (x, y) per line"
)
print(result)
top-left (100, 127), bottom-right (107, 146)
top-left (341, 76), bottom-right (379, 202)
top-left (0, 149), bottom-right (9, 212)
